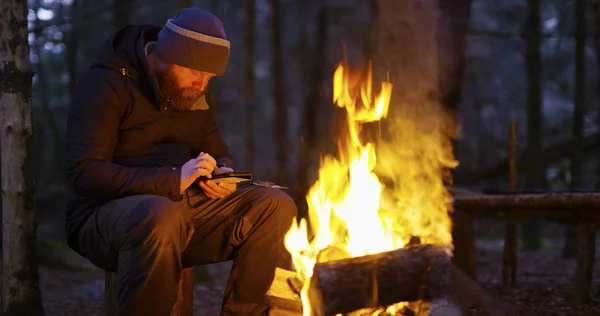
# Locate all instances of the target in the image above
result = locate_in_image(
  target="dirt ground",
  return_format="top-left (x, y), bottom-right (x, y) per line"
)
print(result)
top-left (37, 262), bottom-right (232, 316)
top-left (1, 235), bottom-right (598, 315)
top-left (467, 237), bottom-right (600, 316)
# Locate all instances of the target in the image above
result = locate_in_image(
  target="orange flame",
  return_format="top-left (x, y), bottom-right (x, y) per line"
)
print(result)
top-left (285, 60), bottom-right (457, 315)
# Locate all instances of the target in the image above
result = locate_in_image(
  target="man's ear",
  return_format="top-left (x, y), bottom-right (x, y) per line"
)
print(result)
top-left (145, 41), bottom-right (157, 55)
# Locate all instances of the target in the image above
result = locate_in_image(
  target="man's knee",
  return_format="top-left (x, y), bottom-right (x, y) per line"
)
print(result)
top-left (127, 195), bottom-right (191, 244)
top-left (255, 187), bottom-right (297, 226)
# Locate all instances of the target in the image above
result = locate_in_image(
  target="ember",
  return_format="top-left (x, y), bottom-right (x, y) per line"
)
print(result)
top-left (284, 59), bottom-right (458, 315)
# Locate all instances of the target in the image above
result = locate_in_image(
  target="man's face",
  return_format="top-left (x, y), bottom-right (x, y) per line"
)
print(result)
top-left (155, 62), bottom-right (215, 111)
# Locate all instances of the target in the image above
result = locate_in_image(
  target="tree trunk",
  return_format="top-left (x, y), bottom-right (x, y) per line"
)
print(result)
top-left (113, 0), bottom-right (132, 29)
top-left (245, 0), bottom-right (256, 173)
top-left (436, 0), bottom-right (473, 114)
top-left (373, 0), bottom-right (439, 101)
top-left (594, 1), bottom-right (600, 190)
top-left (66, 0), bottom-right (79, 94)
top-left (174, 0), bottom-right (191, 10)
top-left (563, 0), bottom-right (587, 258)
top-left (207, 0), bottom-right (223, 106)
top-left (33, 0), bottom-right (64, 185)
top-left (269, 0), bottom-right (288, 185)
top-left (211, 0), bottom-right (220, 15)
top-left (521, 0), bottom-right (544, 251)
top-left (435, 0), bottom-right (474, 278)
top-left (297, 5), bottom-right (328, 222)
top-left (0, 0), bottom-right (44, 314)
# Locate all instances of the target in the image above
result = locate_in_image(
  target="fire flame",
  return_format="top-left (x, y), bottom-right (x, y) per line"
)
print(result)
top-left (285, 60), bottom-right (458, 315)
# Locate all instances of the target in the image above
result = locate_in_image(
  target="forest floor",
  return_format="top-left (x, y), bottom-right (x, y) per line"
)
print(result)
top-left (467, 236), bottom-right (600, 316)
top-left (1, 217), bottom-right (599, 315)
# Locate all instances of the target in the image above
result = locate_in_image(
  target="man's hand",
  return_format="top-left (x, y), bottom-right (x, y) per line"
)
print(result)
top-left (180, 152), bottom-right (217, 194)
top-left (198, 166), bottom-right (236, 199)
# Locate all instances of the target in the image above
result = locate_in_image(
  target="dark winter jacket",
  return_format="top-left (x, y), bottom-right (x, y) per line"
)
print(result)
top-left (64, 25), bottom-right (233, 255)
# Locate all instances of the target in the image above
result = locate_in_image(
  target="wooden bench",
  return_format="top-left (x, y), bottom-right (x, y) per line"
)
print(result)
top-left (103, 267), bottom-right (195, 316)
top-left (453, 193), bottom-right (600, 306)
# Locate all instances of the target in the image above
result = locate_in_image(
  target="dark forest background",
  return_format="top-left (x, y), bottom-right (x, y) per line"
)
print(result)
top-left (1, 0), bottom-right (600, 314)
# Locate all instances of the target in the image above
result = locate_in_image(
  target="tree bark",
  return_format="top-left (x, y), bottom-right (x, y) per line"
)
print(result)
top-left (522, 0), bottom-right (544, 251)
top-left (594, 0), bottom-right (600, 190)
top-left (207, 0), bottom-right (223, 106)
top-left (245, 0), bottom-right (256, 173)
top-left (269, 0), bottom-right (288, 185)
top-left (174, 0), bottom-right (191, 10)
top-left (66, 0), bottom-right (79, 94)
top-left (373, 0), bottom-right (439, 102)
top-left (113, 0), bottom-right (132, 29)
top-left (0, 0), bottom-right (44, 314)
top-left (435, 0), bottom-right (474, 280)
top-left (308, 245), bottom-right (452, 316)
top-left (563, 0), bottom-right (587, 259)
top-left (436, 0), bottom-right (473, 114)
top-left (33, 0), bottom-right (64, 185)
top-left (297, 5), bottom-right (328, 222)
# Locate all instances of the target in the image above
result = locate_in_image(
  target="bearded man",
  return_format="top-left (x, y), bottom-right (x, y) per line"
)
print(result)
top-left (64, 7), bottom-right (297, 316)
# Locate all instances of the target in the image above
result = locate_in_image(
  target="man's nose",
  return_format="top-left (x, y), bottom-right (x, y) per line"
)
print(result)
top-left (192, 79), bottom-right (208, 90)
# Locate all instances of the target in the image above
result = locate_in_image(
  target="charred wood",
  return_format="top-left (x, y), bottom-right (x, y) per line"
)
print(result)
top-left (308, 245), bottom-right (452, 316)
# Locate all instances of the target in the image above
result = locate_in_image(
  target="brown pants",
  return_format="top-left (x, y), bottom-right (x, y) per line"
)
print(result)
top-left (75, 183), bottom-right (296, 316)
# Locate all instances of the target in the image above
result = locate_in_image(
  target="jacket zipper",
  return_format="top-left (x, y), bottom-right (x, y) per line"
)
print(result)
top-left (119, 67), bottom-right (131, 77)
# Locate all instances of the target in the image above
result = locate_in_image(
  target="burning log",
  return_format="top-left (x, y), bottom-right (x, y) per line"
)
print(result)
top-left (308, 245), bottom-right (452, 316)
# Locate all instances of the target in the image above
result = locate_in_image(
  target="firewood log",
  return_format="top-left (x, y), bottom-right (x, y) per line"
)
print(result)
top-left (267, 267), bottom-right (303, 315)
top-left (308, 245), bottom-right (452, 316)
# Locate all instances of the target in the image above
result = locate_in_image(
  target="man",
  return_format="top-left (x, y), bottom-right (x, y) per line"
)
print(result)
top-left (65, 7), bottom-right (297, 316)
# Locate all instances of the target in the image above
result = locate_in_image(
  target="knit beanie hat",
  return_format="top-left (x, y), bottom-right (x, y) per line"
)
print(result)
top-left (155, 8), bottom-right (230, 76)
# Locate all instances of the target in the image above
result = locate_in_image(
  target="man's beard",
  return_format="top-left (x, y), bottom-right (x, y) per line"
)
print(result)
top-left (155, 66), bottom-right (205, 111)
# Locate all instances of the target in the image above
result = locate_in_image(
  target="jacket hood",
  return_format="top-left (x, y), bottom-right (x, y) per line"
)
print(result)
top-left (91, 25), bottom-right (163, 104)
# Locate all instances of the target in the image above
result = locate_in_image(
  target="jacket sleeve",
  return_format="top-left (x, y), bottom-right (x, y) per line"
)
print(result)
top-left (202, 94), bottom-right (234, 168)
top-left (65, 68), bottom-right (182, 201)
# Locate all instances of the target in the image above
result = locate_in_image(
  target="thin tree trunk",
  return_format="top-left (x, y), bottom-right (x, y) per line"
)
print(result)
top-left (66, 0), bottom-right (78, 94)
top-left (436, 0), bottom-right (473, 114)
top-left (211, 0), bottom-right (220, 15)
top-left (521, 0), bottom-right (544, 251)
top-left (436, 0), bottom-right (474, 279)
top-left (113, 0), bottom-right (132, 29)
top-left (245, 0), bottom-right (256, 173)
top-left (0, 0), bottom-right (44, 314)
top-left (563, 0), bottom-right (587, 258)
top-left (363, 0), bottom-right (379, 62)
top-left (269, 0), bottom-right (288, 185)
top-left (33, 0), bottom-right (64, 184)
top-left (207, 0), bottom-right (222, 108)
top-left (175, 0), bottom-right (191, 10)
top-left (297, 5), bottom-right (328, 222)
top-left (373, 0), bottom-right (439, 105)
top-left (594, 1), bottom-right (600, 190)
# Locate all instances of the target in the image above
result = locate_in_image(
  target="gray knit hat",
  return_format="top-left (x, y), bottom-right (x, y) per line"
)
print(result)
top-left (155, 8), bottom-right (230, 76)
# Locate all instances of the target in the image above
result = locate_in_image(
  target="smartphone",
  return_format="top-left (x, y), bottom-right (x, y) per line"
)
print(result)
top-left (198, 171), bottom-right (253, 184)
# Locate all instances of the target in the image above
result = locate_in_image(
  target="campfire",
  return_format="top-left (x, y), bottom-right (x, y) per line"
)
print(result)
top-left (283, 60), bottom-right (459, 316)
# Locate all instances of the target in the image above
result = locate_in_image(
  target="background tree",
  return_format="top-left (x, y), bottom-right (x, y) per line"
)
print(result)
top-left (522, 0), bottom-right (544, 251)
top-left (245, 0), bottom-right (256, 173)
top-left (175, 0), bottom-right (192, 11)
top-left (9, 0), bottom-right (600, 313)
top-left (563, 0), bottom-right (587, 258)
top-left (595, 0), bottom-right (600, 189)
top-left (270, 0), bottom-right (288, 185)
top-left (0, 0), bottom-right (44, 314)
